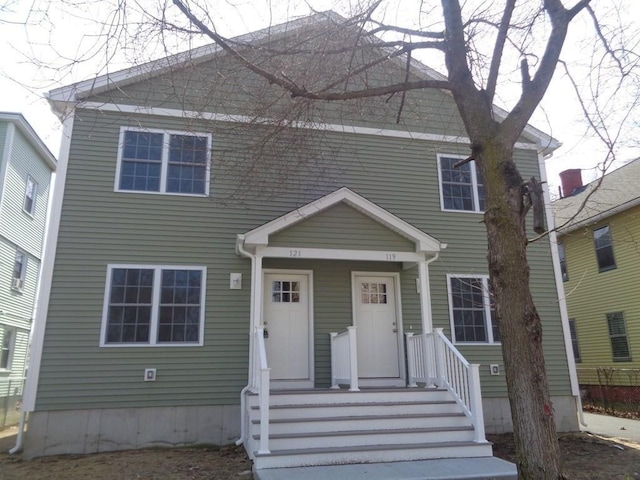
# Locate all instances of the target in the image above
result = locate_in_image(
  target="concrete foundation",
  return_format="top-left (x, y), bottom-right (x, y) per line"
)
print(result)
top-left (483, 395), bottom-right (579, 434)
top-left (22, 395), bottom-right (579, 459)
top-left (23, 404), bottom-right (240, 459)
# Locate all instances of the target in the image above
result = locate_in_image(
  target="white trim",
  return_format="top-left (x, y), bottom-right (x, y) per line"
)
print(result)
top-left (74, 102), bottom-right (543, 152)
top-left (418, 260), bottom-right (433, 333)
top-left (0, 113), bottom-right (57, 170)
top-left (115, 126), bottom-right (212, 196)
top-left (244, 187), bottom-right (442, 253)
top-left (446, 273), bottom-right (500, 345)
top-left (262, 269), bottom-right (314, 389)
top-left (255, 246), bottom-right (425, 262)
top-left (538, 152), bottom-right (580, 397)
top-left (99, 264), bottom-right (207, 347)
top-left (22, 113), bottom-right (74, 412)
top-left (437, 153), bottom-right (484, 214)
top-left (22, 175), bottom-right (38, 217)
top-left (0, 123), bottom-right (16, 221)
top-left (351, 271), bottom-right (406, 386)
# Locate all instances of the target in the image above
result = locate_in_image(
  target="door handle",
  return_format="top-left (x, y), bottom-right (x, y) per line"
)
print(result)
top-left (263, 329), bottom-right (269, 338)
top-left (392, 329), bottom-right (398, 333)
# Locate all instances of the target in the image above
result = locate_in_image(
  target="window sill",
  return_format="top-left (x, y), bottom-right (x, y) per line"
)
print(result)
top-left (613, 357), bottom-right (632, 362)
top-left (10, 287), bottom-right (24, 294)
top-left (114, 189), bottom-right (209, 198)
top-left (22, 209), bottom-right (35, 219)
top-left (598, 265), bottom-right (617, 273)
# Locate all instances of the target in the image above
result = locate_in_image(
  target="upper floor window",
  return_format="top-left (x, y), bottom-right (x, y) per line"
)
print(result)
top-left (116, 128), bottom-right (211, 196)
top-left (447, 275), bottom-right (499, 344)
top-left (438, 154), bottom-right (484, 213)
top-left (593, 225), bottom-right (616, 272)
top-left (12, 251), bottom-right (26, 292)
top-left (101, 265), bottom-right (206, 347)
top-left (23, 175), bottom-right (38, 215)
top-left (606, 312), bottom-right (631, 361)
top-left (1, 328), bottom-right (15, 370)
top-left (558, 242), bottom-right (569, 282)
top-left (568, 319), bottom-right (580, 362)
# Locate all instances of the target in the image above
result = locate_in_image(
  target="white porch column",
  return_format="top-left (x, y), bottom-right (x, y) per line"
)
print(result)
top-left (251, 255), bottom-right (264, 392)
top-left (418, 260), bottom-right (433, 333)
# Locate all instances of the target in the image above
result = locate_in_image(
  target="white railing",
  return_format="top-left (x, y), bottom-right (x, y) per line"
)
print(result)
top-left (329, 326), bottom-right (359, 391)
top-left (254, 326), bottom-right (271, 454)
top-left (406, 328), bottom-right (485, 442)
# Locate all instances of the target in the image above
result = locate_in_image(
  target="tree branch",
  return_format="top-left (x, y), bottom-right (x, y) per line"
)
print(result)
top-left (485, 0), bottom-right (516, 102)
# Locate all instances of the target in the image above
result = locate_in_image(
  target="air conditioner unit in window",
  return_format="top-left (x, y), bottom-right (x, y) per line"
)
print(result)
top-left (12, 278), bottom-right (24, 291)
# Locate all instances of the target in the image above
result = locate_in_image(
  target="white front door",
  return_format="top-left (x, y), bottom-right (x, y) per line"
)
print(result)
top-left (263, 272), bottom-right (313, 388)
top-left (353, 274), bottom-right (402, 384)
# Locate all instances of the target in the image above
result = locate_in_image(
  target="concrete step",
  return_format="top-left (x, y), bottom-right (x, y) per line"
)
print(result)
top-left (247, 388), bottom-right (451, 407)
top-left (250, 399), bottom-right (462, 420)
top-left (252, 441), bottom-right (495, 469)
top-left (251, 412), bottom-right (470, 435)
top-left (253, 425), bottom-right (475, 450)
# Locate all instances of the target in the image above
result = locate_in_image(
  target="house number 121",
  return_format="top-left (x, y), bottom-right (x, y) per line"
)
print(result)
top-left (289, 249), bottom-right (302, 257)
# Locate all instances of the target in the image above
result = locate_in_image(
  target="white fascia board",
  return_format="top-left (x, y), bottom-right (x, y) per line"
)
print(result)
top-left (0, 112), bottom-right (57, 170)
top-left (243, 187), bottom-right (442, 253)
top-left (256, 246), bottom-right (425, 262)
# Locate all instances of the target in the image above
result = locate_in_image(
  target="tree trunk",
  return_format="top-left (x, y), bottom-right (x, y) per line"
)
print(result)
top-left (479, 140), bottom-right (564, 480)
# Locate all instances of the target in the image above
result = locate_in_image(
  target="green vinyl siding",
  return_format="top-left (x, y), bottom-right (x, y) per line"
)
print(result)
top-left (0, 122), bottom-right (7, 173)
top-left (269, 203), bottom-right (416, 252)
top-left (561, 206), bottom-right (640, 380)
top-left (36, 107), bottom-right (569, 411)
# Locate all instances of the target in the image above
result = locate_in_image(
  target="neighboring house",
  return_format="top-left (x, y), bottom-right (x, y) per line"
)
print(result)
top-left (0, 113), bottom-right (56, 424)
top-left (22, 12), bottom-right (578, 470)
top-left (554, 159), bottom-right (640, 393)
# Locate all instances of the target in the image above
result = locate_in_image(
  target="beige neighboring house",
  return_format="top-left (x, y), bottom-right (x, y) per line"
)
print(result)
top-left (554, 159), bottom-right (640, 394)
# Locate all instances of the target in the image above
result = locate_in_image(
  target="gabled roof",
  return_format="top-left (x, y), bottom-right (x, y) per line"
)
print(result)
top-left (0, 112), bottom-right (57, 170)
top-left (45, 11), bottom-right (559, 150)
top-left (553, 158), bottom-right (640, 233)
top-left (239, 187), bottom-right (444, 253)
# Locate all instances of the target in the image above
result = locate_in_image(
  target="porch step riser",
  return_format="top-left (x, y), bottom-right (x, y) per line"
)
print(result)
top-left (250, 401), bottom-right (460, 420)
top-left (253, 443), bottom-right (494, 469)
top-left (248, 389), bottom-right (450, 406)
top-left (254, 428), bottom-right (475, 450)
top-left (251, 415), bottom-right (470, 434)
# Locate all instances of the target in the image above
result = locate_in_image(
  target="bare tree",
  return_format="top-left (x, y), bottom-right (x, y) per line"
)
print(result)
top-left (163, 2), bottom-right (640, 478)
top-left (16, 0), bottom-right (640, 478)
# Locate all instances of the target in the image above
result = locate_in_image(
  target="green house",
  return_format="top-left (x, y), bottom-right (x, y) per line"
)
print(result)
top-left (0, 113), bottom-right (56, 428)
top-left (21, 13), bottom-right (578, 470)
top-left (554, 159), bottom-right (640, 395)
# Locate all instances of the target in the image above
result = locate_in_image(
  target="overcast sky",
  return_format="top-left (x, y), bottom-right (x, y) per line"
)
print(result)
top-left (1, 0), bottom-right (638, 194)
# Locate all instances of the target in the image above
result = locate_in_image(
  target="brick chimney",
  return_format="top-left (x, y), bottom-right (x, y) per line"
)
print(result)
top-left (559, 169), bottom-right (583, 197)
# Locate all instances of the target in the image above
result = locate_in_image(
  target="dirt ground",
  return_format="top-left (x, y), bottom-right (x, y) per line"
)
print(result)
top-left (1, 427), bottom-right (639, 479)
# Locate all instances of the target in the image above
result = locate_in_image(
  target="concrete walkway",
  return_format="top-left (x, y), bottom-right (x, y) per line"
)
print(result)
top-left (255, 457), bottom-right (517, 480)
top-left (581, 412), bottom-right (640, 442)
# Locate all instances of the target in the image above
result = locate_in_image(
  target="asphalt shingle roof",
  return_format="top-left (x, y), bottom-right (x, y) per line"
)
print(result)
top-left (553, 158), bottom-right (640, 233)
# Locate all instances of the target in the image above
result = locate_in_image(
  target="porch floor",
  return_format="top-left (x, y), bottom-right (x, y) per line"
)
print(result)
top-left (254, 457), bottom-right (517, 480)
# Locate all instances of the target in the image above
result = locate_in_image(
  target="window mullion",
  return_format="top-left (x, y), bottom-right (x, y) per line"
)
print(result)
top-left (471, 163), bottom-right (481, 213)
top-left (160, 133), bottom-right (170, 193)
top-left (483, 277), bottom-right (493, 343)
top-left (149, 268), bottom-right (161, 345)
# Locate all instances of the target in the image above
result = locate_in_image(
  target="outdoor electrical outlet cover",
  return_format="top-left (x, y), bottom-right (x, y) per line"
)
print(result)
top-left (490, 364), bottom-right (500, 375)
top-left (230, 273), bottom-right (242, 289)
top-left (144, 368), bottom-right (157, 381)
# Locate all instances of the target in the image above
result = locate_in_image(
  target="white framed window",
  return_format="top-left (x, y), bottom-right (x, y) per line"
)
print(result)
top-left (1, 328), bottom-right (15, 370)
top-left (607, 312), bottom-right (631, 361)
top-left (101, 265), bottom-right (206, 347)
top-left (437, 154), bottom-right (484, 213)
top-left (447, 274), bottom-right (499, 344)
top-left (12, 251), bottom-right (26, 292)
top-left (593, 225), bottom-right (616, 272)
top-left (23, 175), bottom-right (38, 215)
top-left (115, 127), bottom-right (212, 196)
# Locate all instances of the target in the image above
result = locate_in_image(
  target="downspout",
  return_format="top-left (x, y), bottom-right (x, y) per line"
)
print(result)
top-left (235, 234), bottom-right (255, 446)
top-left (537, 150), bottom-right (587, 428)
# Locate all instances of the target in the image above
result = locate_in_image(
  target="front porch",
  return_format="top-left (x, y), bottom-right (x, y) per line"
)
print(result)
top-left (235, 188), bottom-right (496, 471)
